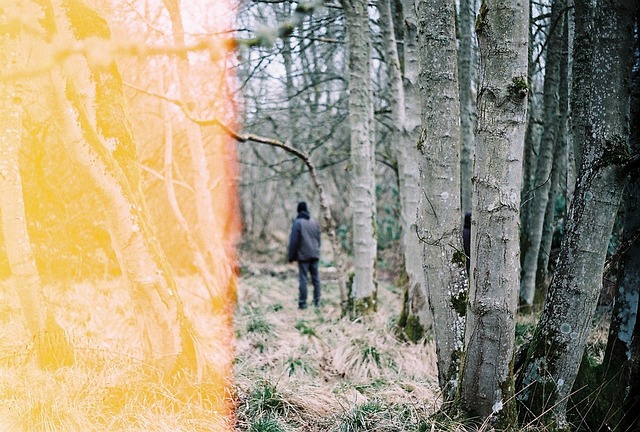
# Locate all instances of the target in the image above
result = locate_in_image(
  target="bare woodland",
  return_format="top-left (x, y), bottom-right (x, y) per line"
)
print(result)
top-left (0, 0), bottom-right (639, 431)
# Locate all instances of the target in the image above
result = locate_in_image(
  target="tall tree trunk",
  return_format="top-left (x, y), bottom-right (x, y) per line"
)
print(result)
top-left (162, 0), bottom-right (235, 309)
top-left (341, 0), bottom-right (377, 317)
top-left (519, 0), bottom-right (565, 309)
top-left (458, 0), bottom-right (528, 424)
top-left (414, 0), bottom-right (465, 400)
top-left (569, 0), bottom-right (593, 182)
top-left (385, 0), bottom-right (432, 341)
top-left (0, 84), bottom-right (73, 369)
top-left (520, 0), bottom-right (544, 283)
top-left (160, 82), bottom-right (218, 299)
top-left (458, 0), bottom-right (477, 217)
top-left (517, 0), bottom-right (637, 427)
top-left (536, 13), bottom-right (570, 295)
top-left (50, 0), bottom-right (204, 375)
top-left (599, 20), bottom-right (640, 429)
top-left (398, 0), bottom-right (433, 340)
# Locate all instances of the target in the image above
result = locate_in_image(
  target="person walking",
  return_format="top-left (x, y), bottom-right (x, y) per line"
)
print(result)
top-left (287, 201), bottom-right (321, 309)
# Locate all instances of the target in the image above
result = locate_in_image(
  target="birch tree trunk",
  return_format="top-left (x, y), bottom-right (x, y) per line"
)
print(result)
top-left (519, 0), bottom-right (565, 309)
top-left (536, 14), bottom-right (570, 293)
top-left (341, 0), bottom-right (377, 316)
top-left (0, 84), bottom-right (73, 369)
top-left (50, 0), bottom-right (203, 375)
top-left (163, 0), bottom-right (235, 308)
top-left (458, 0), bottom-right (477, 217)
top-left (414, 0), bottom-right (465, 399)
top-left (517, 0), bottom-right (637, 427)
top-left (458, 0), bottom-right (528, 423)
top-left (160, 84), bottom-right (218, 300)
top-left (383, 0), bottom-right (431, 341)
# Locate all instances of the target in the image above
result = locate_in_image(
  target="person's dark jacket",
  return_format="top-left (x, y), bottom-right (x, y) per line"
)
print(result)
top-left (463, 212), bottom-right (471, 274)
top-left (288, 211), bottom-right (321, 262)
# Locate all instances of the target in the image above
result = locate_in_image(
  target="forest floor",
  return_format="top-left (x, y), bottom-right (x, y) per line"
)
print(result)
top-left (233, 261), bottom-right (442, 431)
top-left (0, 255), bottom-right (612, 431)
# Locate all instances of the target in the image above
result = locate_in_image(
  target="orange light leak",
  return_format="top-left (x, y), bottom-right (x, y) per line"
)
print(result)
top-left (0, 0), bottom-right (241, 430)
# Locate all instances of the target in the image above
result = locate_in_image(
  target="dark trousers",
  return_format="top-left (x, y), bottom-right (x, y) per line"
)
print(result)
top-left (298, 259), bottom-right (321, 309)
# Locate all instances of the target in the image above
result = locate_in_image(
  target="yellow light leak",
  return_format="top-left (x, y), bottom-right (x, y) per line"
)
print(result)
top-left (0, 0), bottom-right (241, 430)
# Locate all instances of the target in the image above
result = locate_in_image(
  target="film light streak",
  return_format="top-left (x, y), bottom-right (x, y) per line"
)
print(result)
top-left (0, 0), bottom-right (241, 429)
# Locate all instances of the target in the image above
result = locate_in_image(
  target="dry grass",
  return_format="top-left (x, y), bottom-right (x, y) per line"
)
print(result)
top-left (2, 266), bottom-right (601, 431)
top-left (0, 277), bottom-right (234, 432)
top-left (233, 270), bottom-right (443, 431)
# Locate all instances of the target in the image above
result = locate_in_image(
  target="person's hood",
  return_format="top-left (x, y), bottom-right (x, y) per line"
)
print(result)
top-left (297, 211), bottom-right (310, 220)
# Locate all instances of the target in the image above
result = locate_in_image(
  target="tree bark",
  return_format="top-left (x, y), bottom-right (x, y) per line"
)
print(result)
top-left (517, 0), bottom-right (637, 427)
top-left (414, 0), bottom-right (465, 400)
top-left (341, 0), bottom-right (378, 316)
top-left (536, 12), bottom-right (570, 296)
top-left (458, 0), bottom-right (528, 424)
top-left (599, 20), bottom-right (640, 429)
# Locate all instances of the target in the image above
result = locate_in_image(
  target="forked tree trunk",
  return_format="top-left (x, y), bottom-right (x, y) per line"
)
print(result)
top-left (414, 0), bottom-right (465, 400)
top-left (341, 0), bottom-right (378, 317)
top-left (517, 0), bottom-right (637, 427)
top-left (459, 0), bottom-right (529, 424)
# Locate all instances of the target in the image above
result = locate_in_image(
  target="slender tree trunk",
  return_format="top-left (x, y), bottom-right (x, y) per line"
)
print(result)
top-left (341, 0), bottom-right (377, 316)
top-left (163, 0), bottom-right (235, 308)
top-left (517, 0), bottom-right (637, 427)
top-left (385, 0), bottom-right (432, 341)
top-left (160, 83), bottom-right (218, 297)
top-left (536, 16), bottom-right (570, 296)
top-left (414, 0), bottom-right (465, 400)
top-left (520, 0), bottom-right (543, 279)
top-left (458, 0), bottom-right (528, 424)
top-left (458, 0), bottom-right (477, 217)
top-left (520, 0), bottom-right (565, 309)
top-left (0, 85), bottom-right (73, 369)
